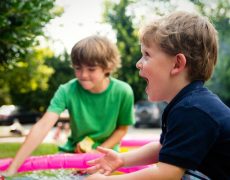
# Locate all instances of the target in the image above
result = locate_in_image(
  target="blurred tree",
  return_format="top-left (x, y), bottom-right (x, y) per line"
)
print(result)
top-left (0, 49), bottom-right (74, 112)
top-left (0, 48), bottom-right (54, 111)
top-left (43, 51), bottom-right (74, 111)
top-left (0, 0), bottom-right (63, 64)
top-left (191, 0), bottom-right (230, 105)
top-left (0, 0), bottom-right (65, 110)
top-left (103, 0), bottom-right (146, 102)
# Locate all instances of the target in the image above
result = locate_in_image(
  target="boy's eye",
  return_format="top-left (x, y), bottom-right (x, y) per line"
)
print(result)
top-left (144, 51), bottom-right (150, 57)
top-left (141, 49), bottom-right (149, 57)
top-left (88, 68), bottom-right (96, 71)
top-left (74, 67), bottom-right (81, 71)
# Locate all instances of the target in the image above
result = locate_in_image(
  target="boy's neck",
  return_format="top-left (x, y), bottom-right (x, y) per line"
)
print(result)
top-left (166, 78), bottom-right (191, 103)
top-left (89, 77), bottom-right (110, 93)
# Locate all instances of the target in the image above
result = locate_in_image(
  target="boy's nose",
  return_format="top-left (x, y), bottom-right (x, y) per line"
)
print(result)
top-left (75, 69), bottom-right (88, 79)
top-left (80, 70), bottom-right (88, 78)
top-left (136, 59), bottom-right (143, 69)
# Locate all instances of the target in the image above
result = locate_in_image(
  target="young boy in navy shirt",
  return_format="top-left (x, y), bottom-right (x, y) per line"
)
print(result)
top-left (85, 11), bottom-right (230, 180)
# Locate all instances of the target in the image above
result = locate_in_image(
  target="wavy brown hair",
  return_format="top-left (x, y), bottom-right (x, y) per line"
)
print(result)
top-left (71, 35), bottom-right (121, 75)
top-left (140, 11), bottom-right (218, 81)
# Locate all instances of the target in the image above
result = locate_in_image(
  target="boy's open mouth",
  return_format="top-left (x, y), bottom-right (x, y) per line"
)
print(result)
top-left (144, 78), bottom-right (149, 90)
top-left (143, 77), bottom-right (148, 83)
top-left (140, 76), bottom-right (149, 91)
top-left (141, 76), bottom-right (149, 85)
top-left (139, 72), bottom-right (149, 91)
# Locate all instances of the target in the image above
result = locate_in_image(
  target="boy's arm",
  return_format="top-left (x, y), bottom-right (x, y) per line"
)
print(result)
top-left (100, 125), bottom-right (128, 149)
top-left (1, 112), bottom-right (59, 176)
top-left (87, 162), bottom-right (185, 180)
top-left (119, 142), bottom-right (184, 179)
top-left (86, 141), bottom-right (161, 175)
top-left (86, 142), bottom-right (185, 179)
top-left (127, 162), bottom-right (184, 180)
top-left (121, 141), bottom-right (161, 166)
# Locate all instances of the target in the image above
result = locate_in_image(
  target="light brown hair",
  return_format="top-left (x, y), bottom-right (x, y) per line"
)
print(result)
top-left (140, 11), bottom-right (218, 81)
top-left (71, 35), bottom-right (121, 75)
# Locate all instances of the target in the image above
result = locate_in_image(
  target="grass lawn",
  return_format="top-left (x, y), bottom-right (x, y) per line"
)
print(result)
top-left (0, 143), bottom-right (58, 159)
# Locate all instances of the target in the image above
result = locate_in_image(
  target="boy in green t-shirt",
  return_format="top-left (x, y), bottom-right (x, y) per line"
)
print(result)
top-left (1, 35), bottom-right (135, 176)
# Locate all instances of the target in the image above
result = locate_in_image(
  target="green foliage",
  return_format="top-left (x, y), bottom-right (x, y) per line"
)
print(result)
top-left (0, 143), bottom-right (58, 158)
top-left (103, 0), bottom-right (146, 102)
top-left (0, 0), bottom-right (66, 111)
top-left (0, 48), bottom-right (74, 112)
top-left (0, 0), bottom-right (63, 64)
top-left (192, 0), bottom-right (230, 105)
top-left (43, 51), bottom-right (74, 111)
top-left (0, 48), bottom-right (54, 111)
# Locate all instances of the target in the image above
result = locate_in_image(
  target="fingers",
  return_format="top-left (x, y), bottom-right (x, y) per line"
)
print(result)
top-left (86, 146), bottom-right (116, 176)
top-left (0, 170), bottom-right (16, 177)
top-left (96, 146), bottom-right (110, 154)
top-left (74, 143), bottom-right (84, 153)
top-left (88, 149), bottom-right (98, 154)
top-left (86, 165), bottom-right (112, 176)
top-left (104, 170), bottom-right (111, 176)
top-left (98, 169), bottom-right (111, 175)
top-left (98, 168), bottom-right (105, 174)
top-left (86, 164), bottom-right (100, 174)
top-left (87, 157), bottom-right (100, 165)
top-left (72, 169), bottom-right (87, 175)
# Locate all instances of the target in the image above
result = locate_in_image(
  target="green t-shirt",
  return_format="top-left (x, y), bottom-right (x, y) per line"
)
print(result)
top-left (47, 77), bottom-right (135, 152)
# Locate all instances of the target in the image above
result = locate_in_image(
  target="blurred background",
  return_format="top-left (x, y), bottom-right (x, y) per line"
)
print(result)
top-left (0, 0), bottom-right (229, 129)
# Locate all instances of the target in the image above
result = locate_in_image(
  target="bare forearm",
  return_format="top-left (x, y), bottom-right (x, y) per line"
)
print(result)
top-left (100, 126), bottom-right (128, 149)
top-left (98, 163), bottom-right (184, 180)
top-left (100, 166), bottom-right (156, 180)
top-left (7, 112), bottom-right (58, 173)
top-left (121, 142), bottom-right (161, 167)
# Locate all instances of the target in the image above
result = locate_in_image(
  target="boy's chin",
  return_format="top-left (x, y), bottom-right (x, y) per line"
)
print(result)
top-left (79, 82), bottom-right (93, 90)
top-left (147, 96), bottom-right (153, 102)
top-left (81, 86), bottom-right (91, 90)
top-left (147, 96), bottom-right (159, 102)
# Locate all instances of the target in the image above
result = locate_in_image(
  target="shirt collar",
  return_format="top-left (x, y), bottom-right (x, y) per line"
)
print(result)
top-left (162, 80), bottom-right (204, 125)
top-left (168, 80), bottom-right (204, 109)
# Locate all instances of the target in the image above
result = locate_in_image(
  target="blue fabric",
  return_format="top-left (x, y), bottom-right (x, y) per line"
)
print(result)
top-left (159, 80), bottom-right (230, 180)
top-left (182, 170), bottom-right (211, 180)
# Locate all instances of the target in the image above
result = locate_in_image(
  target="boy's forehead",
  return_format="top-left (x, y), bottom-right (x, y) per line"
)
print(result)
top-left (73, 64), bottom-right (97, 68)
top-left (141, 42), bottom-right (159, 50)
top-left (140, 43), bottom-right (152, 51)
top-left (140, 43), bottom-right (147, 50)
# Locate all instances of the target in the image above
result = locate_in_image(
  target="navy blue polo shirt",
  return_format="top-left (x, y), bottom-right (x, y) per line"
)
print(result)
top-left (159, 80), bottom-right (230, 180)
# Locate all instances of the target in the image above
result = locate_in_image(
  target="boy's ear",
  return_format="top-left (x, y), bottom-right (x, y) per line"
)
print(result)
top-left (104, 68), bottom-right (111, 76)
top-left (171, 53), bottom-right (187, 75)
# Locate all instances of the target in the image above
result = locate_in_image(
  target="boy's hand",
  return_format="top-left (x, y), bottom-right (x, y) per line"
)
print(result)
top-left (0, 169), bottom-right (17, 177)
top-left (74, 143), bottom-right (84, 153)
top-left (88, 149), bottom-right (99, 154)
top-left (86, 146), bottom-right (124, 175)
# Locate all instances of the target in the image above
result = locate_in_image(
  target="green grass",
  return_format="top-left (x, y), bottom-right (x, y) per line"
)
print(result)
top-left (0, 143), bottom-right (58, 159)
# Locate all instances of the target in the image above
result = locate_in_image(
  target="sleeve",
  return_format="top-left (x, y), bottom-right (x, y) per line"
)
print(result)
top-left (47, 85), bottom-right (67, 115)
top-left (117, 84), bottom-right (135, 126)
top-left (159, 107), bottom-right (219, 169)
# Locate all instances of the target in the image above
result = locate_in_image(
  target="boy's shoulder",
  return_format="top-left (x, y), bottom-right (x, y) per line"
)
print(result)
top-left (66, 78), bottom-right (78, 85)
top-left (59, 78), bottom-right (78, 90)
top-left (174, 86), bottom-right (230, 116)
top-left (110, 77), bottom-right (133, 91)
